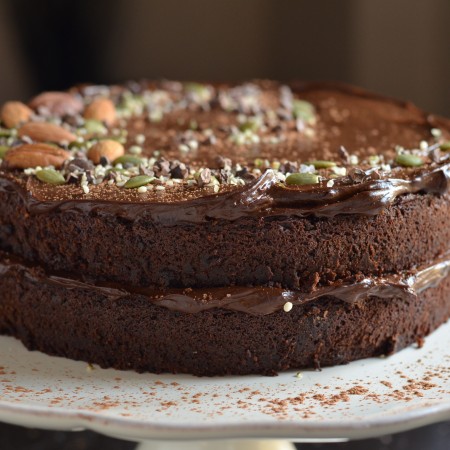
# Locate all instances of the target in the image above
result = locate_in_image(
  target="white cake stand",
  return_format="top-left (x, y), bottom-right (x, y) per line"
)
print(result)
top-left (0, 322), bottom-right (449, 450)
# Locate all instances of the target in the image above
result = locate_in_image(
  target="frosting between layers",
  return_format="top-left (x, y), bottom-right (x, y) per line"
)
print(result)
top-left (1, 251), bottom-right (449, 315)
top-left (1, 162), bottom-right (450, 223)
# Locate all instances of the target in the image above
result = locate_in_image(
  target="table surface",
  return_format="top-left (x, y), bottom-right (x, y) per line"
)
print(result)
top-left (0, 422), bottom-right (449, 450)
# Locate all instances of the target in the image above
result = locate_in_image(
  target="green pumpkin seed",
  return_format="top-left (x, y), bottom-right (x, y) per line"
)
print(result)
top-left (68, 140), bottom-right (88, 149)
top-left (440, 141), bottom-right (450, 151)
top-left (124, 175), bottom-right (154, 189)
top-left (286, 173), bottom-right (319, 185)
top-left (395, 154), bottom-right (424, 167)
top-left (36, 169), bottom-right (66, 185)
top-left (84, 119), bottom-right (107, 135)
top-left (307, 160), bottom-right (336, 169)
top-left (239, 118), bottom-right (260, 132)
top-left (0, 128), bottom-right (14, 138)
top-left (185, 82), bottom-right (207, 93)
top-left (113, 155), bottom-right (142, 166)
top-left (254, 158), bottom-right (270, 169)
top-left (292, 100), bottom-right (315, 123)
top-left (0, 145), bottom-right (9, 159)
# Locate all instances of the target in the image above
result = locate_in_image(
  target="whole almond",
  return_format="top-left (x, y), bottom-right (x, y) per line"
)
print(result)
top-left (1, 101), bottom-right (33, 128)
top-left (19, 122), bottom-right (77, 144)
top-left (84, 98), bottom-right (116, 125)
top-left (87, 140), bottom-right (124, 164)
top-left (29, 91), bottom-right (83, 116)
top-left (4, 143), bottom-right (70, 169)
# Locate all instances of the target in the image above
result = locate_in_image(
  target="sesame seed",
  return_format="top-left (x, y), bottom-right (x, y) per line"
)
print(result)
top-left (304, 128), bottom-right (315, 138)
top-left (420, 140), bottom-right (429, 151)
top-left (155, 185), bottom-right (165, 191)
top-left (129, 145), bottom-right (142, 155)
top-left (283, 302), bottom-right (293, 312)
top-left (431, 128), bottom-right (442, 138)
top-left (349, 155), bottom-right (359, 165)
top-left (82, 185), bottom-right (90, 194)
top-left (326, 179), bottom-right (335, 188)
top-left (332, 166), bottom-right (347, 176)
top-left (137, 186), bottom-right (147, 193)
top-left (135, 134), bottom-right (146, 145)
top-left (188, 139), bottom-right (199, 150)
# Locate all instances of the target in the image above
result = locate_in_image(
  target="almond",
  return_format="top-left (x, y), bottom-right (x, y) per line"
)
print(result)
top-left (18, 122), bottom-right (77, 144)
top-left (29, 91), bottom-right (83, 117)
top-left (87, 140), bottom-right (124, 164)
top-left (83, 98), bottom-right (116, 125)
top-left (1, 101), bottom-right (33, 128)
top-left (4, 143), bottom-right (70, 169)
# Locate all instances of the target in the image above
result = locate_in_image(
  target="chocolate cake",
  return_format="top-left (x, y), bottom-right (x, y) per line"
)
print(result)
top-left (0, 80), bottom-right (449, 375)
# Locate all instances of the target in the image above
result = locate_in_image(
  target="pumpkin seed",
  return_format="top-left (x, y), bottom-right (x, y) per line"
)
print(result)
top-left (286, 173), bottom-right (319, 185)
top-left (0, 145), bottom-right (9, 158)
top-left (185, 82), bottom-right (207, 93)
top-left (307, 160), bottom-right (336, 169)
top-left (84, 119), bottom-right (107, 135)
top-left (239, 118), bottom-right (260, 132)
top-left (113, 154), bottom-right (142, 166)
top-left (440, 141), bottom-right (450, 151)
top-left (395, 154), bottom-right (424, 167)
top-left (69, 140), bottom-right (89, 149)
top-left (292, 100), bottom-right (315, 123)
top-left (0, 128), bottom-right (14, 138)
top-left (124, 175), bottom-right (154, 189)
top-left (36, 169), bottom-right (66, 185)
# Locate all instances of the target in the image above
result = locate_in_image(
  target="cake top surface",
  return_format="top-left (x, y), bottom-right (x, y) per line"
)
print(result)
top-left (0, 80), bottom-right (450, 219)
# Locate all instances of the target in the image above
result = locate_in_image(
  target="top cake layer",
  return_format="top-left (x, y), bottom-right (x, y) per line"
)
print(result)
top-left (1, 81), bottom-right (450, 291)
top-left (1, 80), bottom-right (449, 210)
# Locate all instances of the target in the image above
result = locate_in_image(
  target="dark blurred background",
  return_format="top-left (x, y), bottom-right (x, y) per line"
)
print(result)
top-left (0, 0), bottom-right (449, 448)
top-left (0, 0), bottom-right (449, 116)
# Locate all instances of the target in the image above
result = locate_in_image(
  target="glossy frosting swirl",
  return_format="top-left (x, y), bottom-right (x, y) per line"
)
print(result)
top-left (1, 251), bottom-right (449, 315)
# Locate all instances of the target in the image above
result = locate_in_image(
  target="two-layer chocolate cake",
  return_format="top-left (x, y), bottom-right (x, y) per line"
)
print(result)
top-left (0, 80), bottom-right (449, 375)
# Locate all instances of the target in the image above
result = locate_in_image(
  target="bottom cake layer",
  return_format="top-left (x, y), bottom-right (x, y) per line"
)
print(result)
top-left (1, 252), bottom-right (450, 376)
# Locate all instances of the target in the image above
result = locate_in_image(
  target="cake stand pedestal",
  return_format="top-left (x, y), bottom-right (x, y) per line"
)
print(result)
top-left (136, 440), bottom-right (297, 450)
top-left (136, 438), bottom-right (351, 449)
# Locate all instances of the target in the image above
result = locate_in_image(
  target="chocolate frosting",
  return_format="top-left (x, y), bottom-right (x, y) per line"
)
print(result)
top-left (1, 81), bottom-right (450, 224)
top-left (0, 162), bottom-right (449, 224)
top-left (1, 251), bottom-right (449, 315)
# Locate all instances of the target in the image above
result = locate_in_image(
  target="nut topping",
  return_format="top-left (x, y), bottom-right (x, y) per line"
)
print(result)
top-left (18, 122), bottom-right (77, 144)
top-left (87, 139), bottom-right (124, 164)
top-left (29, 91), bottom-right (83, 116)
top-left (1, 101), bottom-right (33, 128)
top-left (83, 98), bottom-right (116, 125)
top-left (3, 143), bottom-right (70, 169)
